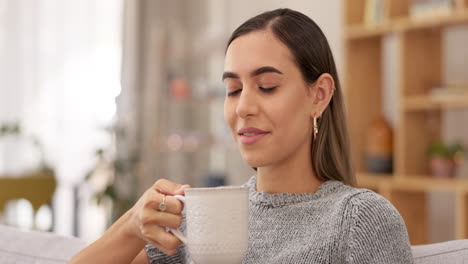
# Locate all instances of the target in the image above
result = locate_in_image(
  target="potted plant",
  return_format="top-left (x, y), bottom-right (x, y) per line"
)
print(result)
top-left (427, 141), bottom-right (465, 178)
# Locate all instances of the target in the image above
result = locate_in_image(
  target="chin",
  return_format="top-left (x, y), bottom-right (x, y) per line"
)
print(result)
top-left (240, 150), bottom-right (273, 168)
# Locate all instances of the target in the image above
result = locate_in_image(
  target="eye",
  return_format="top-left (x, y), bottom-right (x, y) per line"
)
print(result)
top-left (227, 89), bottom-right (241, 97)
top-left (259, 86), bottom-right (278, 93)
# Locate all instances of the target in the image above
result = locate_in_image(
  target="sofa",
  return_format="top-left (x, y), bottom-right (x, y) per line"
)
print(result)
top-left (412, 239), bottom-right (468, 263)
top-left (0, 224), bottom-right (86, 264)
top-left (0, 224), bottom-right (467, 263)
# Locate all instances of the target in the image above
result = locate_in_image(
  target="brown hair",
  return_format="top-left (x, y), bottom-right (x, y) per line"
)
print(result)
top-left (226, 8), bottom-right (355, 186)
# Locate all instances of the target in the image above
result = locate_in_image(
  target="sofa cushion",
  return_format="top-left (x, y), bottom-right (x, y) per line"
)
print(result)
top-left (0, 225), bottom-right (86, 264)
top-left (412, 239), bottom-right (468, 263)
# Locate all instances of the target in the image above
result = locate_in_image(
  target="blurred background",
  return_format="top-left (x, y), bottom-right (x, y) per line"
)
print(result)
top-left (0, 0), bottom-right (467, 246)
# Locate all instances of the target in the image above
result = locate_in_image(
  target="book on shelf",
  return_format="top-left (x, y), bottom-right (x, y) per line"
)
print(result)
top-left (410, 0), bottom-right (455, 20)
top-left (363, 0), bottom-right (385, 26)
top-left (429, 82), bottom-right (468, 102)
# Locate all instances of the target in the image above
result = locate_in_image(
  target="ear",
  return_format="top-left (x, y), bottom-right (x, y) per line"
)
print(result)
top-left (309, 73), bottom-right (335, 118)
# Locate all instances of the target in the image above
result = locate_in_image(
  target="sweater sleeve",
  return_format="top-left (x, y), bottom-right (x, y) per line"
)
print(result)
top-left (342, 191), bottom-right (414, 264)
top-left (144, 243), bottom-right (186, 264)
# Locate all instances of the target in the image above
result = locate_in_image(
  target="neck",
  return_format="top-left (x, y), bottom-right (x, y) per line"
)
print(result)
top-left (256, 141), bottom-right (324, 194)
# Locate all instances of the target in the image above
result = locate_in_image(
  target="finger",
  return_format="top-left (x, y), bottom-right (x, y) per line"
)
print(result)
top-left (149, 240), bottom-right (179, 256)
top-left (146, 190), bottom-right (184, 214)
top-left (155, 229), bottom-right (183, 251)
top-left (152, 179), bottom-right (190, 195)
top-left (142, 225), bottom-right (183, 251)
top-left (141, 226), bottom-right (180, 256)
top-left (142, 207), bottom-right (182, 228)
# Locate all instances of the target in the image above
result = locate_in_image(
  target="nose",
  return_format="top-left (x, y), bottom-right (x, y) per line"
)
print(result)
top-left (236, 87), bottom-right (259, 119)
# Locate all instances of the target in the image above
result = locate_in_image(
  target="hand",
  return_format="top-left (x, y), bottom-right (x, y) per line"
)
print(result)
top-left (126, 179), bottom-right (190, 256)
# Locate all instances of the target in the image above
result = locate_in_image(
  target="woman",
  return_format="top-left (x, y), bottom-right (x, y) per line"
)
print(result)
top-left (70, 8), bottom-right (414, 264)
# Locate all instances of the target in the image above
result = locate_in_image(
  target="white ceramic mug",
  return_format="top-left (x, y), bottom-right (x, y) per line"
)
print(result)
top-left (171, 186), bottom-right (249, 264)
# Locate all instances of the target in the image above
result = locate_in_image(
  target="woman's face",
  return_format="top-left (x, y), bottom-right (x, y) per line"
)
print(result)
top-left (223, 30), bottom-right (316, 168)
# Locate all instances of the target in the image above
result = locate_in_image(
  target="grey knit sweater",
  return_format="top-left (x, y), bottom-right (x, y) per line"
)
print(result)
top-left (145, 176), bottom-right (414, 263)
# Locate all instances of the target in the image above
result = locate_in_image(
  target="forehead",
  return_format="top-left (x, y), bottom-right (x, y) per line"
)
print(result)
top-left (224, 30), bottom-right (295, 74)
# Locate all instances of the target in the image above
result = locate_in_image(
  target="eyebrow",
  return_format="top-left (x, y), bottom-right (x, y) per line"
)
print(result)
top-left (222, 66), bottom-right (283, 81)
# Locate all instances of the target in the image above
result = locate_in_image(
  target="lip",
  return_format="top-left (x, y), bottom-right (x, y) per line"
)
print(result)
top-left (238, 127), bottom-right (268, 134)
top-left (238, 127), bottom-right (269, 145)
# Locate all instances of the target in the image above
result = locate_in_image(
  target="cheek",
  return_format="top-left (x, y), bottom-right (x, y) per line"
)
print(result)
top-left (224, 100), bottom-right (236, 131)
top-left (272, 94), bottom-right (311, 136)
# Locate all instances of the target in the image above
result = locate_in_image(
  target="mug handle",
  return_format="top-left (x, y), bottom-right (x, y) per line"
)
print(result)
top-left (170, 195), bottom-right (187, 244)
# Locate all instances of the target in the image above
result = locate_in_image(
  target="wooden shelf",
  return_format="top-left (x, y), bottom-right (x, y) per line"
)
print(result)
top-left (346, 23), bottom-right (391, 40)
top-left (357, 172), bottom-right (468, 193)
top-left (403, 95), bottom-right (468, 111)
top-left (345, 9), bottom-right (468, 40)
top-left (356, 172), bottom-right (393, 189)
top-left (345, 0), bottom-right (468, 244)
top-left (394, 9), bottom-right (468, 32)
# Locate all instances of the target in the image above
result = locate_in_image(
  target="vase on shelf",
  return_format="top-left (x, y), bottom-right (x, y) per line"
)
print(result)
top-left (365, 116), bottom-right (394, 174)
top-left (427, 141), bottom-right (465, 178)
top-left (430, 157), bottom-right (456, 178)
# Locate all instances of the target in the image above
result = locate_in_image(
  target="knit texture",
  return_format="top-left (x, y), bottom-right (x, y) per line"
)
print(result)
top-left (146, 176), bottom-right (414, 263)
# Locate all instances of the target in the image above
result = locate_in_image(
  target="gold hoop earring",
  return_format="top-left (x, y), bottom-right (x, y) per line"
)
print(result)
top-left (313, 117), bottom-right (318, 140)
